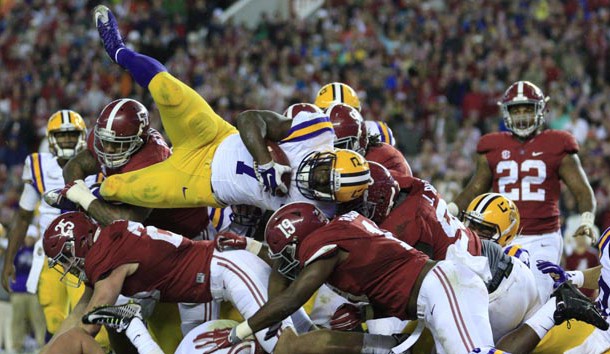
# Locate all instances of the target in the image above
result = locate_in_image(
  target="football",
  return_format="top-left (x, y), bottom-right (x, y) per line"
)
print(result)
top-left (265, 139), bottom-right (291, 196)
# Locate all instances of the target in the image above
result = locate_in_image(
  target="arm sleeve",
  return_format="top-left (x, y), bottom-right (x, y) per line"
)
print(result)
top-left (19, 183), bottom-right (40, 211)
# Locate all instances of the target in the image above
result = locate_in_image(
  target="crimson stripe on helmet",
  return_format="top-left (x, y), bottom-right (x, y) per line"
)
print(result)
top-left (473, 194), bottom-right (501, 214)
top-left (105, 99), bottom-right (131, 130)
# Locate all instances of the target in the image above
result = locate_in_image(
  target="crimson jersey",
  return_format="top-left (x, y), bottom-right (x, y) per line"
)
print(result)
top-left (87, 130), bottom-right (209, 238)
top-left (366, 143), bottom-right (412, 179)
top-left (381, 176), bottom-right (481, 260)
top-left (84, 220), bottom-right (214, 303)
top-left (477, 130), bottom-right (578, 235)
top-left (297, 212), bottom-right (428, 320)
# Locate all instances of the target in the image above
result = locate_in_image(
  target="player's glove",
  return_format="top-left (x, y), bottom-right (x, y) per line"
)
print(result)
top-left (215, 231), bottom-right (263, 255)
top-left (193, 327), bottom-right (242, 353)
top-left (62, 180), bottom-right (97, 211)
top-left (536, 260), bottom-right (568, 288)
top-left (330, 303), bottom-right (366, 331)
top-left (43, 187), bottom-right (79, 211)
top-left (255, 161), bottom-right (291, 196)
top-left (215, 232), bottom-right (247, 251)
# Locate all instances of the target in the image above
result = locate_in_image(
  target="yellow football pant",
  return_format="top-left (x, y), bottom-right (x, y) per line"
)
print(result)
top-left (38, 262), bottom-right (110, 349)
top-left (533, 320), bottom-right (595, 353)
top-left (100, 72), bottom-right (237, 208)
top-left (147, 302), bottom-right (183, 354)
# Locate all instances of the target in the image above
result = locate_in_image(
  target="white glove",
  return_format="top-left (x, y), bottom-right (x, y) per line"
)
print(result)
top-left (255, 161), bottom-right (292, 196)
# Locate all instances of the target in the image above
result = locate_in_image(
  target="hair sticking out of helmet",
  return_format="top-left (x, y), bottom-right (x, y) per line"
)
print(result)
top-left (283, 103), bottom-right (323, 119)
top-left (315, 82), bottom-right (361, 111)
top-left (461, 193), bottom-right (521, 247)
top-left (296, 149), bottom-right (371, 203)
top-left (326, 103), bottom-right (368, 156)
top-left (46, 110), bottom-right (87, 159)
top-left (43, 212), bottom-right (99, 287)
top-left (498, 81), bottom-right (549, 138)
top-left (265, 202), bottom-right (329, 279)
top-left (94, 98), bottom-right (150, 168)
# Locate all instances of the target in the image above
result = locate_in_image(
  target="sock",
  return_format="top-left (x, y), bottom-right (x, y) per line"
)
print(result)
top-left (125, 317), bottom-right (164, 354)
top-left (524, 298), bottom-right (556, 339)
top-left (361, 333), bottom-right (398, 354)
top-left (116, 49), bottom-right (166, 88)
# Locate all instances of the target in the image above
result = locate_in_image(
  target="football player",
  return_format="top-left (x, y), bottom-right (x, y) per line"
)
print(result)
top-left (365, 120), bottom-right (396, 147)
top-left (319, 90), bottom-right (411, 179)
top-left (449, 81), bottom-right (596, 301)
top-left (0, 110), bottom-right (109, 348)
top-left (82, 6), bottom-right (370, 217)
top-left (40, 211), bottom-right (313, 354)
top-left (197, 202), bottom-right (499, 354)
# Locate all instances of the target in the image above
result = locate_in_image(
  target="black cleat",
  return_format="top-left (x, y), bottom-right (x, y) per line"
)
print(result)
top-left (552, 280), bottom-right (608, 330)
top-left (82, 303), bottom-right (142, 333)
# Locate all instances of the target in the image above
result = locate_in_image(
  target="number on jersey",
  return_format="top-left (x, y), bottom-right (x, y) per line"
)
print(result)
top-left (497, 160), bottom-right (546, 201)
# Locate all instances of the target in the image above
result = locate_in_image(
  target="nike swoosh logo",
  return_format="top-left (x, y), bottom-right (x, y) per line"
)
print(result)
top-left (532, 152), bottom-right (543, 156)
top-left (182, 187), bottom-right (188, 199)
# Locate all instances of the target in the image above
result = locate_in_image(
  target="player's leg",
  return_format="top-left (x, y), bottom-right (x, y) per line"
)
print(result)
top-left (146, 302), bottom-right (183, 354)
top-left (418, 260), bottom-right (495, 354)
top-left (94, 5), bottom-right (236, 149)
top-left (510, 231), bottom-right (563, 302)
top-left (37, 262), bottom-right (69, 338)
top-left (211, 250), bottom-right (290, 353)
top-left (274, 327), bottom-right (398, 354)
top-left (488, 258), bottom-right (541, 341)
top-left (179, 301), bottom-right (221, 336)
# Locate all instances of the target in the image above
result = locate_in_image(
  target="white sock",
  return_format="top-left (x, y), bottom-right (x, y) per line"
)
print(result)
top-left (524, 298), bottom-right (557, 339)
top-left (125, 317), bottom-right (164, 354)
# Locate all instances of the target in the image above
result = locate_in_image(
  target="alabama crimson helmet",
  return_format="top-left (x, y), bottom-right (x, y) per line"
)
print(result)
top-left (265, 202), bottom-right (329, 279)
top-left (94, 98), bottom-right (149, 168)
top-left (360, 162), bottom-right (400, 224)
top-left (499, 81), bottom-right (549, 138)
top-left (296, 149), bottom-right (371, 203)
top-left (283, 103), bottom-right (323, 119)
top-left (43, 212), bottom-right (98, 287)
top-left (326, 103), bottom-right (368, 156)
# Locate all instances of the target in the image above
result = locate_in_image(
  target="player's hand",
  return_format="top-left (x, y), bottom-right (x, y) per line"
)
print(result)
top-left (330, 303), bottom-right (364, 331)
top-left (1, 264), bottom-right (15, 292)
top-left (573, 224), bottom-right (596, 245)
top-left (256, 161), bottom-right (291, 196)
top-left (193, 327), bottom-right (241, 353)
top-left (536, 260), bottom-right (567, 288)
top-left (215, 231), bottom-right (247, 252)
top-left (43, 187), bottom-right (79, 211)
top-left (63, 180), bottom-right (97, 211)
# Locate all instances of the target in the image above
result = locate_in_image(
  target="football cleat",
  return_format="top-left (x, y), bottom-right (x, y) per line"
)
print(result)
top-left (82, 303), bottom-right (143, 333)
top-left (93, 5), bottom-right (125, 63)
top-left (553, 280), bottom-right (609, 330)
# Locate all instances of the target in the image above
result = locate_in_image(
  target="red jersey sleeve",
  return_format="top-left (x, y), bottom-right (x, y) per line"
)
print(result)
top-left (556, 130), bottom-right (579, 153)
top-left (476, 132), bottom-right (510, 154)
top-left (366, 143), bottom-right (412, 179)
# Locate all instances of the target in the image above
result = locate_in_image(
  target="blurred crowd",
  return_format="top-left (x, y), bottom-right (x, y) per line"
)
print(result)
top-left (1, 0), bottom-right (610, 330)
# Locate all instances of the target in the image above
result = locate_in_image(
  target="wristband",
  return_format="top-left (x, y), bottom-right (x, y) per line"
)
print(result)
top-left (580, 212), bottom-right (595, 228)
top-left (257, 161), bottom-right (274, 171)
top-left (447, 202), bottom-right (459, 217)
top-left (566, 270), bottom-right (585, 288)
top-left (246, 239), bottom-right (263, 255)
top-left (66, 181), bottom-right (97, 211)
top-left (234, 321), bottom-right (253, 341)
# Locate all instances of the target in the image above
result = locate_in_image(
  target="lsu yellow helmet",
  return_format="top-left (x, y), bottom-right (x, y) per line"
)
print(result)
top-left (296, 149), bottom-right (371, 203)
top-left (314, 82), bottom-right (361, 112)
top-left (461, 193), bottom-right (520, 247)
top-left (47, 110), bottom-right (87, 159)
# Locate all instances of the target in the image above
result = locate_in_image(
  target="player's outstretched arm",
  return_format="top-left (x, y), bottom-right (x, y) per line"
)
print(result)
top-left (63, 149), bottom-right (101, 184)
top-left (1, 207), bottom-right (33, 292)
top-left (450, 153), bottom-right (492, 216)
top-left (86, 200), bottom-right (152, 227)
top-left (43, 327), bottom-right (105, 354)
top-left (559, 153), bottom-right (597, 241)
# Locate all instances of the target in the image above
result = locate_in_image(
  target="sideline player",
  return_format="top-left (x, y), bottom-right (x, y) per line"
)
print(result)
top-left (0, 110), bottom-right (109, 347)
top-left (449, 81), bottom-right (596, 301)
